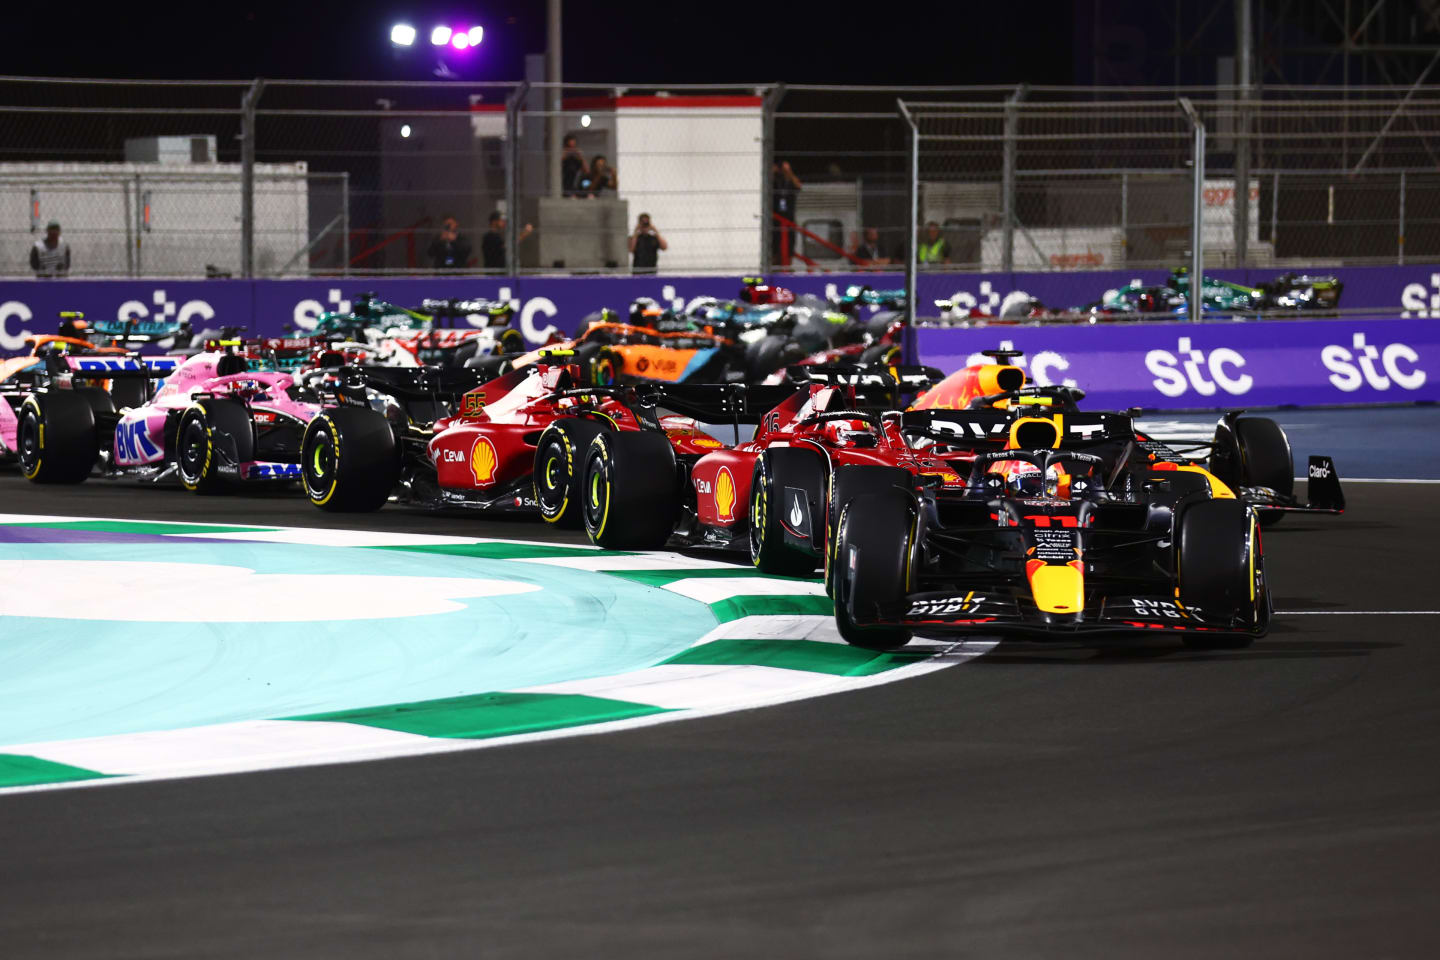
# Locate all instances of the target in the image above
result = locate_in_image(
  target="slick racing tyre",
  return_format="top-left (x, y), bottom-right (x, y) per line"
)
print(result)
top-left (825, 465), bottom-right (912, 597)
top-left (534, 418), bottom-right (608, 527)
top-left (745, 336), bottom-right (801, 382)
top-left (496, 328), bottom-right (525, 354)
top-left (858, 342), bottom-right (902, 366)
top-left (17, 390), bottom-right (98, 484)
top-left (1236, 417), bottom-right (1293, 528)
top-left (1176, 499), bottom-right (1267, 648)
top-left (832, 490), bottom-right (915, 650)
top-left (176, 398), bottom-right (254, 494)
top-left (580, 430), bottom-right (679, 550)
top-left (302, 406), bottom-right (399, 512)
top-left (749, 449), bottom-right (824, 578)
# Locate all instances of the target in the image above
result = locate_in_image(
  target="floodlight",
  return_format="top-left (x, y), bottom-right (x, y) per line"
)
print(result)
top-left (452, 33), bottom-right (469, 50)
top-left (400, 124), bottom-right (412, 138)
top-left (467, 26), bottom-right (484, 45)
top-left (430, 25), bottom-right (452, 45)
top-left (580, 114), bottom-right (592, 128)
top-left (390, 24), bottom-right (416, 46)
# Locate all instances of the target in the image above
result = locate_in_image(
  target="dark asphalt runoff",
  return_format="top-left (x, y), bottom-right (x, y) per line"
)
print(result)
top-left (0, 474), bottom-right (1437, 958)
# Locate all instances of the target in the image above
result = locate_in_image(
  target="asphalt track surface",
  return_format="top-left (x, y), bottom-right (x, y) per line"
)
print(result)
top-left (0, 474), bottom-right (1437, 958)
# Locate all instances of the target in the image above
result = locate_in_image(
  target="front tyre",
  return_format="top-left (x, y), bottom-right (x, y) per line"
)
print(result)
top-left (748, 449), bottom-right (823, 577)
top-left (832, 490), bottom-right (915, 649)
top-left (176, 398), bottom-right (254, 494)
top-left (302, 406), bottom-right (398, 511)
top-left (580, 431), bottom-right (679, 550)
top-left (1176, 499), bottom-right (1266, 648)
top-left (534, 418), bottom-right (608, 527)
top-left (17, 391), bottom-right (98, 484)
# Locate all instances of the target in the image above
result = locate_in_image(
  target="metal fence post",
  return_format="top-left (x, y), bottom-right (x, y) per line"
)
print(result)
top-left (1120, 170), bottom-right (1129, 264)
top-left (760, 83), bottom-right (783, 275)
top-left (240, 78), bottom-right (264, 279)
top-left (1399, 170), bottom-right (1406, 265)
top-left (1234, 0), bottom-right (1252, 268)
top-left (134, 172), bottom-right (144, 276)
top-left (1001, 85), bottom-right (1027, 274)
top-left (1270, 170), bottom-right (1279, 250)
top-left (897, 99), bottom-right (919, 324)
top-left (341, 171), bottom-right (350, 277)
top-left (1179, 97), bottom-right (1204, 323)
top-left (505, 81), bottom-right (529, 276)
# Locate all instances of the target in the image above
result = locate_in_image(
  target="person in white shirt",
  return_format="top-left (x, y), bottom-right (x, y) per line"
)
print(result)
top-left (30, 220), bottom-right (71, 278)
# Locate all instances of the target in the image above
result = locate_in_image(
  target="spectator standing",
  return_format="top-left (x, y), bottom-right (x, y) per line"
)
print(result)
top-left (629, 213), bottom-right (667, 274)
top-left (426, 215), bottom-right (472, 272)
top-left (481, 211), bottom-right (534, 271)
top-left (770, 161), bottom-right (802, 264)
top-left (918, 221), bottom-right (951, 265)
top-left (30, 220), bottom-right (71, 278)
top-left (852, 227), bottom-right (892, 268)
top-left (561, 135), bottom-right (589, 197)
top-left (586, 155), bottom-right (617, 197)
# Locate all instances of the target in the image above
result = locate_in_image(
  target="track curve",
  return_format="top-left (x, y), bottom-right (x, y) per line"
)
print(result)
top-left (0, 474), bottom-right (1436, 958)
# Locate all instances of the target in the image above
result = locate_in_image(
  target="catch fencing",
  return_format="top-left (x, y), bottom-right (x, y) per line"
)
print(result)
top-left (1, 77), bottom-right (1437, 280)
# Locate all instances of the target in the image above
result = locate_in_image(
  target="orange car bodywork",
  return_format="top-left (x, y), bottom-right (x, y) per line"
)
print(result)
top-left (514, 321), bottom-right (734, 384)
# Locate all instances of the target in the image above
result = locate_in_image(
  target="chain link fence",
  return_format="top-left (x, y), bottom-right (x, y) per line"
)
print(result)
top-left (2, 77), bottom-right (1437, 278)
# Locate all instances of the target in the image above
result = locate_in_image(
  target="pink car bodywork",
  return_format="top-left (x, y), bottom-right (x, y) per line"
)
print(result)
top-left (101, 353), bottom-right (323, 481)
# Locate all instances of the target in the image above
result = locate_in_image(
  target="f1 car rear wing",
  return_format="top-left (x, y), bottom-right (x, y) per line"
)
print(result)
top-left (344, 364), bottom-right (489, 400)
top-left (902, 408), bottom-right (1132, 446)
top-left (419, 298), bottom-right (515, 327)
top-left (61, 355), bottom-right (180, 377)
top-left (640, 382), bottom-right (799, 424)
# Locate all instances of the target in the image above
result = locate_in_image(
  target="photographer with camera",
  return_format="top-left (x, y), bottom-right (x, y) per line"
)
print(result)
top-left (628, 213), bottom-right (667, 274)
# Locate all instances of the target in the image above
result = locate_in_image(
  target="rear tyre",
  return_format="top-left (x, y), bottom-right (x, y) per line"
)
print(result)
top-left (534, 418), bottom-right (608, 527)
top-left (825, 465), bottom-right (913, 596)
top-left (17, 391), bottom-right (98, 484)
top-left (580, 431), bottom-right (679, 550)
top-left (833, 490), bottom-right (914, 649)
top-left (748, 449), bottom-right (823, 578)
top-left (301, 406), bottom-right (398, 511)
top-left (496, 328), bottom-right (525, 354)
top-left (745, 336), bottom-right (797, 382)
top-left (1176, 499), bottom-right (1265, 648)
top-left (1236, 417), bottom-right (1293, 528)
top-left (859, 342), bottom-right (902, 366)
top-left (175, 398), bottom-right (254, 494)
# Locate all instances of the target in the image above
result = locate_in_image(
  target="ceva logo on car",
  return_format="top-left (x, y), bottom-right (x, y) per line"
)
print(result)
top-left (1145, 337), bottom-right (1253, 397)
top-left (1321, 332), bottom-right (1426, 392)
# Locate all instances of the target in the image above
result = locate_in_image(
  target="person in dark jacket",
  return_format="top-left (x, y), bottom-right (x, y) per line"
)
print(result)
top-left (426, 215), bottom-right (472, 271)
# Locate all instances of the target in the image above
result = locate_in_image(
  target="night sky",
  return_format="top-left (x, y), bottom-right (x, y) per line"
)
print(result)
top-left (8, 1), bottom-right (1078, 85)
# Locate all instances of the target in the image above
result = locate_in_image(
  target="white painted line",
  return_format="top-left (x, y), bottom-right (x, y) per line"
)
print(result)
top-left (516, 552), bottom-right (743, 571)
top-left (0, 639), bottom-right (999, 798)
top-left (7, 719), bottom-right (435, 777)
top-left (515, 663), bottom-right (840, 709)
top-left (661, 576), bottom-right (827, 603)
top-left (167, 528), bottom-right (485, 546)
top-left (1295, 477), bottom-right (1440, 484)
top-left (1277, 610), bottom-right (1440, 615)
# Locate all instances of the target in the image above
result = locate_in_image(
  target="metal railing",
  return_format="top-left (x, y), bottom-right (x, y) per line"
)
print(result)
top-left (2, 77), bottom-right (1437, 279)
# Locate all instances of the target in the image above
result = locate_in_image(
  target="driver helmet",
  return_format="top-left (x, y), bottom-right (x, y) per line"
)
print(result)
top-left (629, 297), bottom-right (662, 325)
top-left (1000, 460), bottom-right (1045, 497)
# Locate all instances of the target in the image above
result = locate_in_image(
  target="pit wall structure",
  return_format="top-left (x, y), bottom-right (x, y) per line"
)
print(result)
top-left (2, 264), bottom-right (1436, 410)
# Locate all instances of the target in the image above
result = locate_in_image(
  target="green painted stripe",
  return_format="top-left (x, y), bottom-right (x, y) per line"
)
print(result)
top-left (664, 637), bottom-right (931, 676)
top-left (289, 691), bottom-right (669, 739)
top-left (371, 542), bottom-right (633, 561)
top-left (3, 520), bottom-right (278, 535)
top-left (0, 754), bottom-right (112, 788)
top-left (708, 594), bottom-right (834, 622)
top-left (605, 568), bottom-right (820, 588)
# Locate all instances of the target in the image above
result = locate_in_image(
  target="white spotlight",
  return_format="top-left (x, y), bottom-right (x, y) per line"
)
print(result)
top-left (400, 124), bottom-right (412, 138)
top-left (580, 114), bottom-right (592, 128)
top-left (430, 25), bottom-right (452, 45)
top-left (390, 24), bottom-right (416, 46)
top-left (467, 26), bottom-right (484, 45)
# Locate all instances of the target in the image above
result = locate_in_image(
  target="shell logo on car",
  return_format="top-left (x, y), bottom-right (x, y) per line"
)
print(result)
top-left (715, 466), bottom-right (737, 522)
top-left (470, 436), bottom-right (498, 486)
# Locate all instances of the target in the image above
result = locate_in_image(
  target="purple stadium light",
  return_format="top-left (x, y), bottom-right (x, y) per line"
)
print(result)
top-left (467, 26), bottom-right (484, 45)
top-left (451, 32), bottom-right (470, 50)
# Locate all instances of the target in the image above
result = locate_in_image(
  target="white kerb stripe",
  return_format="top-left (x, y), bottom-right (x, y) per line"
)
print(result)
top-left (661, 577), bottom-right (828, 603)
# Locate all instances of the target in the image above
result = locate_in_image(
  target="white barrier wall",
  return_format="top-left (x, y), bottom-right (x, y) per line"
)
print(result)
top-left (1, 162), bottom-right (309, 278)
top-left (612, 97), bottom-right (763, 273)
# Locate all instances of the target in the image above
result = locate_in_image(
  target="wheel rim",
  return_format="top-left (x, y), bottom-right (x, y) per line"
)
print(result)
top-left (306, 428), bottom-right (335, 499)
top-left (583, 454), bottom-right (609, 535)
top-left (18, 411), bottom-right (40, 468)
top-left (537, 440), bottom-right (568, 519)
top-left (177, 417), bottom-right (207, 484)
top-left (748, 471), bottom-right (767, 565)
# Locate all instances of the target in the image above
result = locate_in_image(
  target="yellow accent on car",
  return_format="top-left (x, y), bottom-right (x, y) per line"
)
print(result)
top-left (1174, 464), bottom-right (1236, 499)
top-left (1029, 564), bottom-right (1084, 613)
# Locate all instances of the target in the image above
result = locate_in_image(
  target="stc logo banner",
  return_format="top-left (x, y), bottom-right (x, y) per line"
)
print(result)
top-left (914, 318), bottom-right (1435, 409)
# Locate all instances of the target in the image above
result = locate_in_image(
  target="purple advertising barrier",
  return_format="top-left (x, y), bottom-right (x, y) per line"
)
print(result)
top-left (912, 315), bottom-right (1438, 410)
top-left (0, 274), bottom-right (884, 356)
